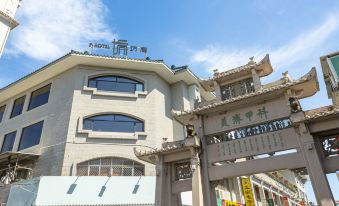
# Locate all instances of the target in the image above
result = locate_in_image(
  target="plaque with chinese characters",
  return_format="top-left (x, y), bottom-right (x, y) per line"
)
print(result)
top-left (203, 96), bottom-right (290, 135)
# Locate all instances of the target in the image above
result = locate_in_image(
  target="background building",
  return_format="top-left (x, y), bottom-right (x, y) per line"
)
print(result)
top-left (0, 0), bottom-right (21, 57)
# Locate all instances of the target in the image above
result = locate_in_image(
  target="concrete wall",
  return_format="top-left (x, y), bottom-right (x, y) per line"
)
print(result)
top-left (1, 65), bottom-right (197, 177)
top-left (0, 69), bottom-right (77, 176)
top-left (61, 66), bottom-right (189, 176)
top-left (171, 81), bottom-right (200, 141)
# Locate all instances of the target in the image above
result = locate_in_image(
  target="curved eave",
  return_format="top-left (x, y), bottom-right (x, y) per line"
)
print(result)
top-left (0, 51), bottom-right (214, 103)
top-left (255, 54), bottom-right (274, 77)
top-left (306, 111), bottom-right (339, 123)
top-left (303, 106), bottom-right (339, 123)
top-left (133, 147), bottom-right (188, 164)
top-left (175, 67), bottom-right (318, 124)
top-left (200, 54), bottom-right (273, 92)
top-left (289, 67), bottom-right (319, 99)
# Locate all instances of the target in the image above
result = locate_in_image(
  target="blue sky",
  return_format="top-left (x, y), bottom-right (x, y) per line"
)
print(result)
top-left (1, 0), bottom-right (339, 204)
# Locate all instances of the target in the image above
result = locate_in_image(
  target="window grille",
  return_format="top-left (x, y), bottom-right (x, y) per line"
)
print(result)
top-left (220, 78), bottom-right (255, 100)
top-left (77, 157), bottom-right (145, 176)
top-left (321, 135), bottom-right (339, 157)
top-left (174, 161), bottom-right (192, 180)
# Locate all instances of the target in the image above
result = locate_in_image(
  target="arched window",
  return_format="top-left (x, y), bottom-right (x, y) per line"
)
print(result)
top-left (83, 114), bottom-right (144, 133)
top-left (77, 157), bottom-right (145, 176)
top-left (88, 75), bottom-right (144, 93)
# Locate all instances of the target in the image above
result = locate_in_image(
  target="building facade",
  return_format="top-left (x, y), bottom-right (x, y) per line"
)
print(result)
top-left (1, 51), bottom-right (330, 205)
top-left (0, 51), bottom-right (214, 202)
top-left (0, 0), bottom-right (21, 57)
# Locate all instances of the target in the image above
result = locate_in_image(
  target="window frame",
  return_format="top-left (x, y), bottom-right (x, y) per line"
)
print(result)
top-left (88, 75), bottom-right (144, 93)
top-left (83, 114), bottom-right (145, 133)
top-left (83, 73), bottom-right (148, 99)
top-left (28, 84), bottom-right (51, 111)
top-left (76, 157), bottom-right (145, 176)
top-left (78, 113), bottom-right (147, 140)
top-left (1, 131), bottom-right (17, 153)
top-left (10, 95), bottom-right (26, 119)
top-left (0, 105), bottom-right (5, 123)
top-left (18, 120), bottom-right (44, 151)
top-left (220, 78), bottom-right (255, 101)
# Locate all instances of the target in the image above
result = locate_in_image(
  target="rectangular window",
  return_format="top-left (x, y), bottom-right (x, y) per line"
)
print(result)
top-left (0, 105), bottom-right (5, 123)
top-left (18, 121), bottom-right (44, 150)
top-left (10, 96), bottom-right (25, 118)
top-left (28, 84), bottom-right (51, 110)
top-left (1, 131), bottom-right (16, 153)
top-left (220, 78), bottom-right (254, 100)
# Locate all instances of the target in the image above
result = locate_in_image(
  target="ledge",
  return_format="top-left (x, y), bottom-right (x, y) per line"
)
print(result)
top-left (83, 86), bottom-right (148, 99)
top-left (78, 129), bottom-right (147, 140)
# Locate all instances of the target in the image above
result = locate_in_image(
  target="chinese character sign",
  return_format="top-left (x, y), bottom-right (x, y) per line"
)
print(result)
top-left (241, 178), bottom-right (255, 206)
top-left (112, 39), bottom-right (147, 57)
top-left (221, 105), bottom-right (270, 129)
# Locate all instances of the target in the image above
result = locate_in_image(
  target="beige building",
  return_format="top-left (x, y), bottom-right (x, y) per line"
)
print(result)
top-left (0, 50), bottom-right (213, 202)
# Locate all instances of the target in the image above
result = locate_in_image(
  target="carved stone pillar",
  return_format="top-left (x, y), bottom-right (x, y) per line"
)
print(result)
top-left (251, 68), bottom-right (261, 91)
top-left (296, 123), bottom-right (335, 206)
top-left (190, 148), bottom-right (204, 206)
top-left (332, 90), bottom-right (339, 107)
top-left (155, 155), bottom-right (173, 206)
top-left (194, 115), bottom-right (218, 206)
top-left (214, 81), bottom-right (222, 101)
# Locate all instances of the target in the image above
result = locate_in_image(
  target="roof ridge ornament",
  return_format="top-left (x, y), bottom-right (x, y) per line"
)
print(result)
top-left (248, 56), bottom-right (256, 65)
top-left (213, 68), bottom-right (219, 76)
top-left (282, 71), bottom-right (293, 83)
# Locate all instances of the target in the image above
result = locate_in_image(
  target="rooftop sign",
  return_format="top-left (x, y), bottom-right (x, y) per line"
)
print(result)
top-left (88, 39), bottom-right (148, 58)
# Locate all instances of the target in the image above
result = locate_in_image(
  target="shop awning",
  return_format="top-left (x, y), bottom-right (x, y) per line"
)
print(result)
top-left (7, 176), bottom-right (156, 206)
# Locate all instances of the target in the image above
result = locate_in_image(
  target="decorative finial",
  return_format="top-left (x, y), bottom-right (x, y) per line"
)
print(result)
top-left (248, 56), bottom-right (256, 65)
top-left (186, 124), bottom-right (196, 138)
top-left (289, 96), bottom-right (302, 113)
top-left (213, 68), bottom-right (219, 76)
top-left (282, 71), bottom-right (293, 83)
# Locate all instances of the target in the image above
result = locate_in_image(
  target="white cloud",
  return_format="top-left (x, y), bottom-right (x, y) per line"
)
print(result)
top-left (190, 13), bottom-right (339, 73)
top-left (271, 14), bottom-right (338, 69)
top-left (9, 0), bottom-right (116, 61)
top-left (191, 45), bottom-right (266, 73)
